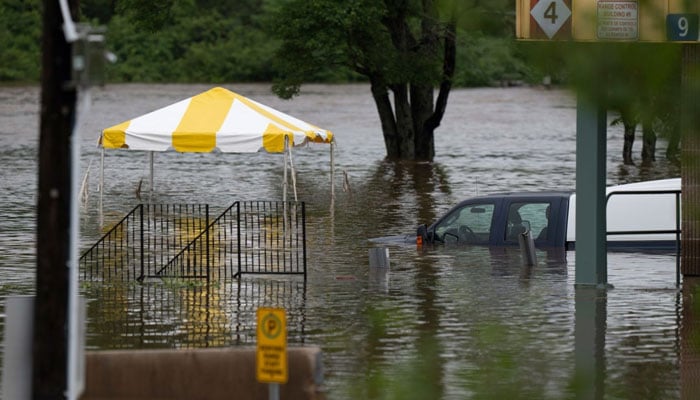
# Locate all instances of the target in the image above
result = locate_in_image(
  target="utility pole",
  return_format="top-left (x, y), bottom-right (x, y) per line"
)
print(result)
top-left (34, 0), bottom-right (78, 397)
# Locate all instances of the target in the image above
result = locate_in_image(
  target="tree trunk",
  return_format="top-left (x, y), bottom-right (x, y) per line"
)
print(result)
top-left (372, 14), bottom-right (455, 161)
top-left (370, 77), bottom-right (399, 158)
top-left (641, 118), bottom-right (656, 162)
top-left (412, 84), bottom-right (435, 160)
top-left (620, 107), bottom-right (636, 165)
top-left (622, 123), bottom-right (635, 165)
top-left (393, 83), bottom-right (415, 159)
top-left (667, 122), bottom-right (681, 161)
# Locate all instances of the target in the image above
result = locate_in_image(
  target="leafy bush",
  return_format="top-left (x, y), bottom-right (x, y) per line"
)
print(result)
top-left (0, 0), bottom-right (41, 82)
top-left (2, 0), bottom-right (539, 87)
top-left (454, 34), bottom-right (538, 87)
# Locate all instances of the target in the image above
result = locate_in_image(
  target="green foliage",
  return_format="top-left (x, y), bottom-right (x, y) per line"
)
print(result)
top-left (104, 2), bottom-right (279, 83)
top-left (0, 0), bottom-right (41, 82)
top-left (161, 277), bottom-right (219, 289)
top-left (114, 0), bottom-right (179, 32)
top-left (454, 34), bottom-right (537, 87)
top-left (2, 0), bottom-right (536, 88)
top-left (267, 0), bottom-right (374, 97)
top-left (439, 0), bottom-right (516, 37)
top-left (269, 0), bottom-right (530, 97)
top-left (80, 0), bottom-right (116, 24)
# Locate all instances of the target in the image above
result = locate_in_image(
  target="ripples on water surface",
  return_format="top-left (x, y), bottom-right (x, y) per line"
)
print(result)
top-left (0, 84), bottom-right (687, 399)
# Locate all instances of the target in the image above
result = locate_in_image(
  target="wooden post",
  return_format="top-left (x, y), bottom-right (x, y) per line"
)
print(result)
top-left (34, 0), bottom-right (78, 397)
top-left (682, 44), bottom-right (700, 276)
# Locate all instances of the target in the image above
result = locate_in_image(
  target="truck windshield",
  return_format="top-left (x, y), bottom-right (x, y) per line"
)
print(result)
top-left (435, 203), bottom-right (495, 243)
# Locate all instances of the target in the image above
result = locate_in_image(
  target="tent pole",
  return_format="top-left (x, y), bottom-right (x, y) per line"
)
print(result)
top-left (149, 151), bottom-right (154, 201)
top-left (330, 140), bottom-right (335, 206)
top-left (99, 147), bottom-right (104, 227)
top-left (287, 140), bottom-right (298, 202)
top-left (283, 136), bottom-right (288, 204)
top-left (283, 136), bottom-right (289, 235)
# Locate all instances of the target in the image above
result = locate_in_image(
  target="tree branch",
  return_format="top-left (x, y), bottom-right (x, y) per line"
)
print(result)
top-left (425, 21), bottom-right (456, 133)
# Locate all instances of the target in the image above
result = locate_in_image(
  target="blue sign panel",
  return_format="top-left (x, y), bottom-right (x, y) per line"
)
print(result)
top-left (667, 14), bottom-right (699, 41)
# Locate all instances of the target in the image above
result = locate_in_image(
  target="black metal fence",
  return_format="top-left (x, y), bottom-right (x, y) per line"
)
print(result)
top-left (79, 201), bottom-right (307, 282)
top-left (235, 201), bottom-right (307, 278)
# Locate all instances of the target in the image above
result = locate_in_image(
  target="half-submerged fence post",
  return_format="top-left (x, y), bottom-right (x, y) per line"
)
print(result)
top-left (206, 204), bottom-right (210, 283)
top-left (518, 229), bottom-right (537, 267)
top-left (302, 202), bottom-right (307, 280)
top-left (139, 204), bottom-right (144, 281)
top-left (236, 202), bottom-right (242, 278)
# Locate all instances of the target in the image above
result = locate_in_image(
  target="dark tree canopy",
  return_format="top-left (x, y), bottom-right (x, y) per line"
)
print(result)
top-left (2, 1), bottom-right (530, 88)
top-left (270, 0), bottom-right (459, 160)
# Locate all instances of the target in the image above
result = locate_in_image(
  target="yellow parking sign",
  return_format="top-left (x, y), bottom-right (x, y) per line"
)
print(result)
top-left (256, 307), bottom-right (288, 383)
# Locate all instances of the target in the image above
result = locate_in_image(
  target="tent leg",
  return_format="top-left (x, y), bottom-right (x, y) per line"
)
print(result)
top-left (330, 140), bottom-right (335, 207)
top-left (283, 137), bottom-right (288, 204)
top-left (149, 151), bottom-right (154, 202)
top-left (283, 137), bottom-right (289, 235)
top-left (99, 147), bottom-right (104, 227)
top-left (287, 140), bottom-right (298, 202)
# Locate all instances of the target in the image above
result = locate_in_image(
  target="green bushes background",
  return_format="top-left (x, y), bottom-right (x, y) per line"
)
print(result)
top-left (0, 0), bottom-right (539, 86)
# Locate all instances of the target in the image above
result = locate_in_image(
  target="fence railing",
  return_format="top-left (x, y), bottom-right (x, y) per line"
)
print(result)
top-left (153, 202), bottom-right (238, 280)
top-left (80, 201), bottom-right (307, 282)
top-left (236, 201), bottom-right (307, 278)
top-left (79, 204), bottom-right (210, 282)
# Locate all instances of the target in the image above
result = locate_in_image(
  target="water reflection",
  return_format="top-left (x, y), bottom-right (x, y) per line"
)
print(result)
top-left (682, 277), bottom-right (700, 399)
top-left (83, 278), bottom-right (307, 349)
top-left (573, 287), bottom-right (607, 400)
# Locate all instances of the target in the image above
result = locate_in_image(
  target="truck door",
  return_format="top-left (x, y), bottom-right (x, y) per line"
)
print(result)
top-left (502, 197), bottom-right (566, 247)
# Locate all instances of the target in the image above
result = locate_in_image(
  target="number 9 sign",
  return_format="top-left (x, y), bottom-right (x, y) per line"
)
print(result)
top-left (667, 14), bottom-right (699, 41)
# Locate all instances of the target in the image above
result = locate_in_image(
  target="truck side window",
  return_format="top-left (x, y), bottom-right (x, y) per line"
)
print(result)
top-left (435, 203), bottom-right (495, 243)
top-left (506, 202), bottom-right (551, 242)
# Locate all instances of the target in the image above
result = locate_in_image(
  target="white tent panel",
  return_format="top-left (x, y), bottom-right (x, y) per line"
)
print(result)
top-left (121, 98), bottom-right (191, 151)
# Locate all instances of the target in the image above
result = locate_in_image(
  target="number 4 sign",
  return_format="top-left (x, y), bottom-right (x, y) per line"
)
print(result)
top-left (530, 0), bottom-right (572, 39)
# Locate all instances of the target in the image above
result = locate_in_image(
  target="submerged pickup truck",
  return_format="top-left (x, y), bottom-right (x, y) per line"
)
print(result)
top-left (373, 178), bottom-right (681, 251)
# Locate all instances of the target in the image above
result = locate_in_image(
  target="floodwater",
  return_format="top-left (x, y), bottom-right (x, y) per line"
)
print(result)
top-left (0, 83), bottom-right (691, 399)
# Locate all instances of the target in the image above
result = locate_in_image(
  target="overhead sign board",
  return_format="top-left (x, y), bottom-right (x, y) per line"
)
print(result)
top-left (256, 307), bottom-right (288, 384)
top-left (516, 0), bottom-right (700, 42)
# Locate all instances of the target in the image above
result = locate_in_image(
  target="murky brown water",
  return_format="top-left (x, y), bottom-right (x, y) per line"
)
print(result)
top-left (0, 83), bottom-right (686, 398)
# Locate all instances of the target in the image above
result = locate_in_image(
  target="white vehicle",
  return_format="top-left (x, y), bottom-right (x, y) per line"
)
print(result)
top-left (568, 178), bottom-right (681, 250)
top-left (374, 178), bottom-right (681, 251)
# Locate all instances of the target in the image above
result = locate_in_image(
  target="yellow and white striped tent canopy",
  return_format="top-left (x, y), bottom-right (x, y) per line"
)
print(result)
top-left (100, 86), bottom-right (333, 153)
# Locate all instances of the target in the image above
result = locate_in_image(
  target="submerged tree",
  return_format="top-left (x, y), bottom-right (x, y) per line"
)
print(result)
top-left (270, 0), bottom-right (459, 161)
